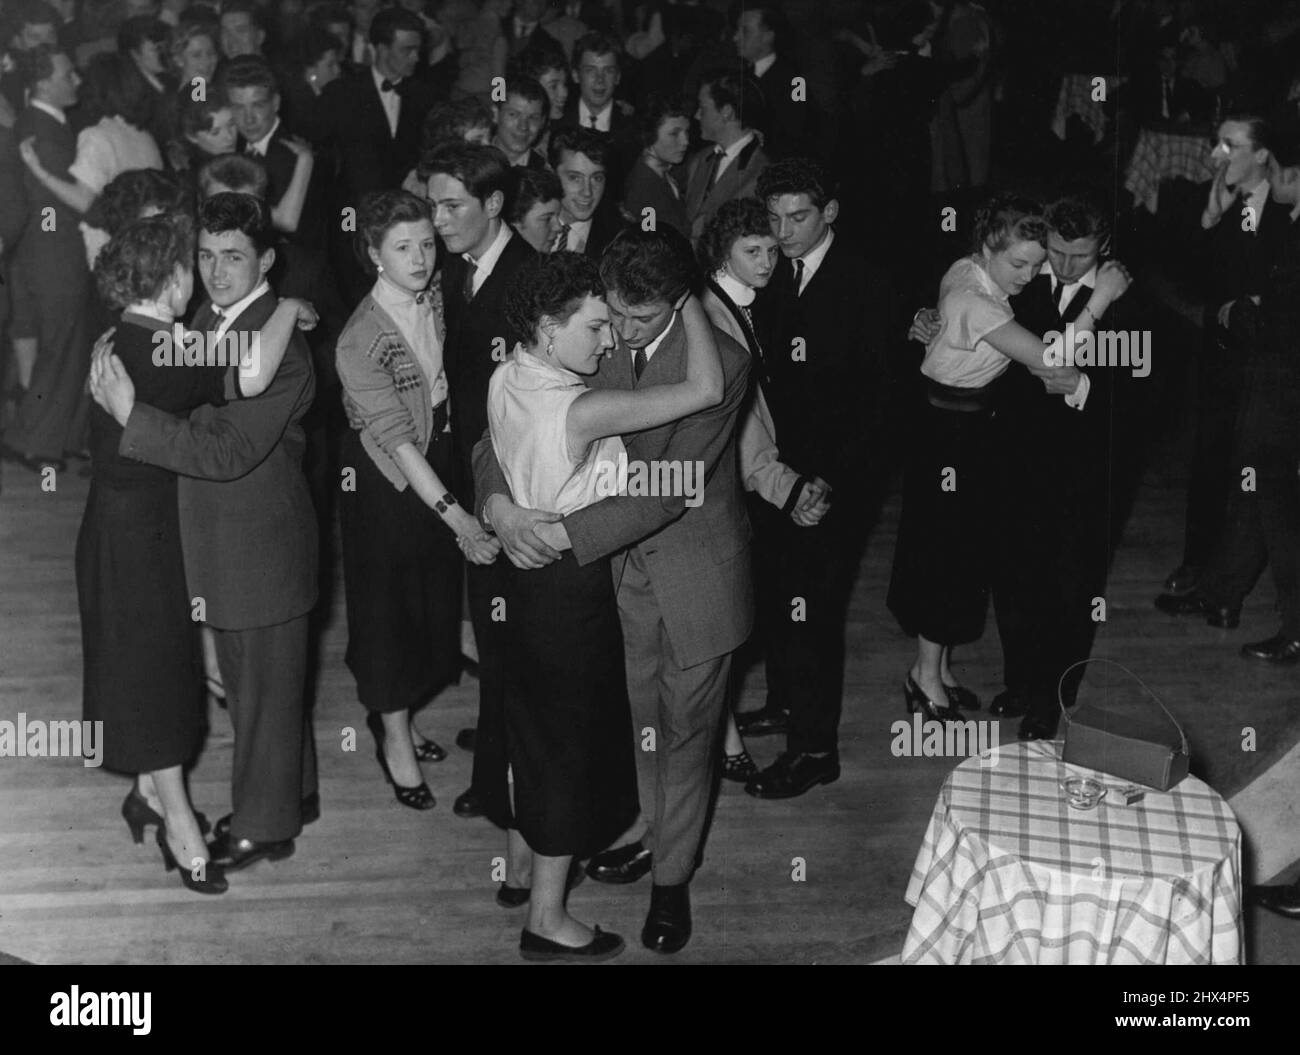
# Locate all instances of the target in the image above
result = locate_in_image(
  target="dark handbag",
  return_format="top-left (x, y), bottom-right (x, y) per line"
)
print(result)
top-left (1059, 659), bottom-right (1190, 791)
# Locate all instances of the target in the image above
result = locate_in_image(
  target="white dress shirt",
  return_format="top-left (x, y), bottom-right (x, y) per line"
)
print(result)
top-left (631, 310), bottom-right (677, 372)
top-left (713, 130), bottom-right (756, 182)
top-left (464, 222), bottom-right (512, 295)
top-left (794, 228), bottom-right (834, 295)
top-left (212, 280), bottom-right (271, 343)
top-left (564, 218), bottom-right (593, 252)
top-left (244, 117), bottom-right (280, 157)
top-left (1048, 261), bottom-right (1097, 315)
top-left (372, 274), bottom-right (449, 408)
top-left (30, 100), bottom-right (66, 124)
top-left (578, 99), bottom-right (613, 132)
top-left (753, 52), bottom-right (777, 79)
top-left (372, 65), bottom-right (401, 137)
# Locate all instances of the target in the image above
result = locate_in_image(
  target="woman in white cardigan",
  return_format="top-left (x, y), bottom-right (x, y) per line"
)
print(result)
top-left (698, 198), bottom-right (830, 781)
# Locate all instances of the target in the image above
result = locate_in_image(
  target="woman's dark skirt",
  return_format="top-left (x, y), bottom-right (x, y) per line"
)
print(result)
top-left (503, 551), bottom-right (639, 859)
top-left (76, 476), bottom-right (205, 774)
top-left (887, 391), bottom-right (1000, 645)
top-left (338, 429), bottom-right (462, 713)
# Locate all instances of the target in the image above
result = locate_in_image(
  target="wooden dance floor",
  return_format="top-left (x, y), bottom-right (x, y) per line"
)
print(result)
top-left (3, 406), bottom-right (1300, 964)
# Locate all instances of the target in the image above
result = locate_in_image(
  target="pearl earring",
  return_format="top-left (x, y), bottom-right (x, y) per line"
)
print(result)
top-left (376, 264), bottom-right (383, 272)
top-left (546, 340), bottom-right (554, 357)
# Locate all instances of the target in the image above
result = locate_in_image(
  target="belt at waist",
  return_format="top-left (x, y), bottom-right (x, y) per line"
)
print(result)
top-left (925, 378), bottom-right (998, 413)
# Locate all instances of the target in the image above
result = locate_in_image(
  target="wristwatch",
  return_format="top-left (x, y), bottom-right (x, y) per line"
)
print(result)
top-left (434, 492), bottom-right (458, 516)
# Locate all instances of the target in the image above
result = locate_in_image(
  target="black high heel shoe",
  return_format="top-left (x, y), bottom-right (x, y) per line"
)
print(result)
top-left (374, 745), bottom-right (436, 810)
top-left (156, 826), bottom-right (228, 895)
top-left (412, 733), bottom-right (447, 763)
top-left (943, 684), bottom-right (981, 711)
top-left (904, 675), bottom-right (960, 722)
top-left (122, 788), bottom-right (210, 844)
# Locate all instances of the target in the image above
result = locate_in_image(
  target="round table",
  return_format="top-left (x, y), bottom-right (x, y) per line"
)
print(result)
top-left (903, 740), bottom-right (1242, 964)
top-left (1124, 125), bottom-right (1216, 213)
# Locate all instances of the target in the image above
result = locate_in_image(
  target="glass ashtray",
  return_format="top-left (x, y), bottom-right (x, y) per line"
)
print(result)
top-left (1060, 777), bottom-right (1107, 811)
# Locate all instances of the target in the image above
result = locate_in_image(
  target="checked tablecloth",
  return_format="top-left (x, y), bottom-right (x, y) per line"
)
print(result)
top-left (903, 740), bottom-right (1242, 964)
top-left (1124, 126), bottom-right (1216, 213)
top-left (1051, 73), bottom-right (1124, 144)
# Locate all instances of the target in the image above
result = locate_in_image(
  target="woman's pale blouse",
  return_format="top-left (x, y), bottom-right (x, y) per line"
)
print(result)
top-left (921, 256), bottom-right (1017, 389)
top-left (488, 348), bottom-right (625, 517)
top-left (69, 116), bottom-right (162, 194)
top-left (371, 275), bottom-right (449, 407)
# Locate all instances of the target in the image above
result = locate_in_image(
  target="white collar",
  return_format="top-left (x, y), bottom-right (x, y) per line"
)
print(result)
top-left (137, 64), bottom-right (165, 93)
top-left (636, 311), bottom-right (678, 364)
top-left (716, 129), bottom-right (756, 163)
top-left (212, 280), bottom-right (270, 332)
top-left (714, 269), bottom-right (755, 307)
top-left (372, 64), bottom-right (401, 93)
top-left (247, 117), bottom-right (280, 156)
top-left (1047, 261), bottom-right (1098, 291)
top-left (373, 272), bottom-right (433, 311)
top-left (30, 99), bottom-right (66, 124)
top-left (795, 227), bottom-right (834, 288)
top-left (579, 99), bottom-right (613, 126)
top-left (1243, 179), bottom-right (1271, 226)
top-left (753, 52), bottom-right (777, 79)
top-left (463, 221), bottom-right (511, 279)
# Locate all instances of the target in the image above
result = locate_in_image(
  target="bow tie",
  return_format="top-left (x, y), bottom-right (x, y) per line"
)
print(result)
top-left (380, 78), bottom-right (400, 93)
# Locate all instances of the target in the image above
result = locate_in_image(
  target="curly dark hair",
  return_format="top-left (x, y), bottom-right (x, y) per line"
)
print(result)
top-left (508, 167), bottom-right (562, 225)
top-left (86, 169), bottom-right (191, 238)
top-left (197, 154), bottom-right (269, 200)
top-left (504, 251), bottom-right (606, 346)
top-left (420, 98), bottom-right (494, 155)
top-left (94, 213), bottom-right (196, 310)
top-left (548, 125), bottom-right (612, 172)
top-left (697, 197), bottom-right (772, 276)
top-left (178, 91), bottom-right (229, 139)
top-left (198, 191), bottom-right (274, 254)
top-left (970, 192), bottom-right (1049, 255)
top-left (80, 51), bottom-right (154, 129)
top-left (1044, 194), bottom-right (1111, 251)
top-left (599, 226), bottom-right (696, 308)
top-left (358, 189), bottom-right (433, 274)
top-left (637, 93), bottom-right (692, 149)
top-left (756, 156), bottom-right (837, 210)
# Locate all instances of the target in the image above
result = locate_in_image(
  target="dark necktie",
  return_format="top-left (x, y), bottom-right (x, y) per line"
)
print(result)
top-left (380, 78), bottom-right (399, 93)
top-left (555, 223), bottom-right (571, 252)
top-left (703, 148), bottom-right (723, 190)
top-left (462, 258), bottom-right (477, 302)
top-left (633, 348), bottom-right (647, 381)
top-left (793, 258), bottom-right (805, 296)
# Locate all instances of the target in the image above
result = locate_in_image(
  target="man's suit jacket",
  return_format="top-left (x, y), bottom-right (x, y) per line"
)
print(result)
top-left (622, 155), bottom-right (688, 236)
top-left (474, 317), bottom-right (755, 669)
top-left (574, 199), bottom-right (627, 259)
top-left (440, 229), bottom-right (538, 498)
top-left (251, 122), bottom-right (328, 248)
top-left (754, 54), bottom-right (821, 161)
top-left (683, 137), bottom-right (769, 242)
top-left (555, 94), bottom-right (640, 197)
top-left (13, 105), bottom-right (85, 284)
top-left (1205, 193), bottom-right (1292, 310)
top-left (119, 292), bottom-right (318, 631)
top-left (752, 235), bottom-right (890, 502)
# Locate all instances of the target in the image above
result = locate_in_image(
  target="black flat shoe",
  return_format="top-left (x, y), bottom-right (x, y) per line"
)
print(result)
top-left (455, 728), bottom-right (476, 751)
top-left (122, 788), bottom-right (210, 843)
top-left (157, 827), bottom-right (228, 894)
top-left (744, 750), bottom-right (840, 799)
top-left (903, 675), bottom-right (960, 721)
top-left (943, 684), bottom-right (980, 711)
top-left (1163, 564), bottom-right (1201, 595)
top-left (413, 734), bottom-right (447, 762)
top-left (1240, 634), bottom-right (1300, 664)
top-left (519, 925), bottom-right (625, 962)
top-left (1250, 879), bottom-right (1300, 918)
top-left (453, 788), bottom-right (484, 818)
top-left (988, 688), bottom-right (1030, 718)
top-left (734, 705), bottom-right (789, 737)
top-left (208, 831), bottom-right (295, 872)
top-left (213, 792), bottom-right (319, 840)
top-left (642, 883), bottom-right (691, 953)
top-left (1153, 591), bottom-right (1240, 629)
top-left (585, 840), bottom-right (652, 884)
top-left (721, 749), bottom-right (758, 781)
top-left (497, 883), bottom-right (530, 908)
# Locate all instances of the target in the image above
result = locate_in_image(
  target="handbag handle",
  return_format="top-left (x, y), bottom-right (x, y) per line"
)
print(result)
top-left (1057, 658), bottom-right (1189, 755)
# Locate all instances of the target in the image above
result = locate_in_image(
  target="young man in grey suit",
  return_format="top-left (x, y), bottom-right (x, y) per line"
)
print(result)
top-left (475, 228), bottom-right (753, 953)
top-left (90, 194), bottom-right (320, 873)
top-left (683, 70), bottom-right (770, 243)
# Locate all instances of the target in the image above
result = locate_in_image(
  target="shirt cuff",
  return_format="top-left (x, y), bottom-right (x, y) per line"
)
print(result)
top-left (1064, 372), bottom-right (1091, 411)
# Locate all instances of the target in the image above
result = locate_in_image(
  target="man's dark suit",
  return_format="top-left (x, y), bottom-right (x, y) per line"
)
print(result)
top-left (996, 270), bottom-right (1143, 724)
top-left (753, 53), bottom-right (821, 161)
top-left (683, 137), bottom-right (769, 243)
top-left (475, 316), bottom-right (754, 886)
top-left (7, 104), bottom-right (91, 462)
top-left (555, 95), bottom-right (639, 199)
top-left (0, 122), bottom-right (30, 392)
top-left (622, 157), bottom-right (688, 237)
top-left (119, 292), bottom-right (319, 843)
top-left (321, 67), bottom-right (440, 305)
top-left (570, 199), bottom-right (626, 259)
top-left (750, 233), bottom-right (891, 755)
top-left (440, 228), bottom-right (537, 828)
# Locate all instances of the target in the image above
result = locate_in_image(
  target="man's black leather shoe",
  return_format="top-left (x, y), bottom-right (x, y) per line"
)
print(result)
top-left (1017, 714), bottom-right (1059, 741)
top-left (989, 688), bottom-right (1030, 717)
top-left (585, 840), bottom-right (652, 884)
top-left (1163, 564), bottom-right (1201, 595)
top-left (213, 792), bottom-right (319, 839)
top-left (452, 788), bottom-right (485, 818)
top-left (1153, 591), bottom-right (1240, 628)
top-left (642, 883), bottom-right (691, 953)
top-left (734, 705), bottom-right (789, 737)
top-left (1240, 635), bottom-right (1300, 664)
top-left (455, 728), bottom-right (476, 751)
top-left (744, 751), bottom-right (839, 799)
top-left (208, 832), bottom-right (295, 871)
top-left (1250, 879), bottom-right (1300, 919)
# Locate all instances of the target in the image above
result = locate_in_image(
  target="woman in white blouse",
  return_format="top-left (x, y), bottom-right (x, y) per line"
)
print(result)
top-left (488, 251), bottom-right (722, 962)
top-left (699, 198), bottom-right (829, 781)
top-left (18, 52), bottom-right (162, 225)
top-left (888, 194), bottom-right (1125, 722)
